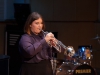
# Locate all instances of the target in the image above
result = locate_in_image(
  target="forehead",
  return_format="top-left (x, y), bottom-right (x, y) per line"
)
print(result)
top-left (34, 18), bottom-right (43, 22)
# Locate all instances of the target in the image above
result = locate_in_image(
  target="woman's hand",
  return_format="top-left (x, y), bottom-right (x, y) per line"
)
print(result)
top-left (44, 32), bottom-right (55, 43)
top-left (44, 32), bottom-right (59, 47)
top-left (50, 38), bottom-right (58, 46)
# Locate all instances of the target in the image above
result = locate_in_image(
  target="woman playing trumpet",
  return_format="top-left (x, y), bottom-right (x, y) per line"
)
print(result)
top-left (19, 12), bottom-right (65, 75)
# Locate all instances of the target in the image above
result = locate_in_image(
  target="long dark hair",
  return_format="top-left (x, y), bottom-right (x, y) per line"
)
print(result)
top-left (24, 12), bottom-right (45, 35)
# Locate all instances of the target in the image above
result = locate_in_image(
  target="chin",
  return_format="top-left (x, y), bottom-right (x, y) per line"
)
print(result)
top-left (37, 31), bottom-right (40, 33)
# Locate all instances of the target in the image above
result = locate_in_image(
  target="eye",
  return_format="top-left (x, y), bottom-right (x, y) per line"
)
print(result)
top-left (35, 22), bottom-right (39, 25)
top-left (35, 22), bottom-right (43, 25)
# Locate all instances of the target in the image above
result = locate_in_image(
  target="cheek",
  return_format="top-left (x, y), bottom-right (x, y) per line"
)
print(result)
top-left (30, 22), bottom-right (35, 27)
top-left (30, 24), bottom-right (35, 28)
top-left (30, 25), bottom-right (35, 31)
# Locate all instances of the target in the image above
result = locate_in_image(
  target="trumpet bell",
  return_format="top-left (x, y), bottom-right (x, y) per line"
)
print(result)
top-left (64, 46), bottom-right (75, 57)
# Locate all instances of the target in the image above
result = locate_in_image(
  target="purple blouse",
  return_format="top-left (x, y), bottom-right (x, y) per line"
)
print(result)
top-left (19, 32), bottom-right (53, 63)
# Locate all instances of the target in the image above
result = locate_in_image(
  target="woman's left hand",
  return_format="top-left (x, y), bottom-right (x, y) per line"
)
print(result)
top-left (50, 38), bottom-right (58, 46)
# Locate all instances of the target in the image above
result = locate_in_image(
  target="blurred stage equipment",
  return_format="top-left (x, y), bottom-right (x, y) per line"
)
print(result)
top-left (0, 55), bottom-right (10, 75)
top-left (56, 63), bottom-right (96, 75)
top-left (92, 34), bottom-right (100, 44)
top-left (76, 45), bottom-right (93, 65)
top-left (5, 25), bottom-right (24, 75)
top-left (52, 45), bottom-right (96, 75)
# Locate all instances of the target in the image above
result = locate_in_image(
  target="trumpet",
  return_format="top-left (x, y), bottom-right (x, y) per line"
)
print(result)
top-left (42, 30), bottom-right (67, 52)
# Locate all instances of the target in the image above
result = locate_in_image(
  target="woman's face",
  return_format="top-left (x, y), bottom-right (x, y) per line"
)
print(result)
top-left (30, 18), bottom-right (43, 35)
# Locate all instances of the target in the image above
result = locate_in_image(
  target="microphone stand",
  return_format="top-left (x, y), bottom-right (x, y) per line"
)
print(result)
top-left (51, 47), bottom-right (57, 75)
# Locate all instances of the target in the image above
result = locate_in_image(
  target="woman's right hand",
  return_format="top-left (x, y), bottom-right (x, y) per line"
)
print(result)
top-left (44, 32), bottom-right (55, 43)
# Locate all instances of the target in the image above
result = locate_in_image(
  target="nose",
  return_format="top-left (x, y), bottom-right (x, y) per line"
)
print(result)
top-left (39, 23), bottom-right (43, 27)
top-left (38, 24), bottom-right (43, 29)
top-left (39, 24), bottom-right (41, 27)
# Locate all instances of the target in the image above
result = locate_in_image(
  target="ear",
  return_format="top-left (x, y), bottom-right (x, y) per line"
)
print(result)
top-left (30, 24), bottom-right (31, 27)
